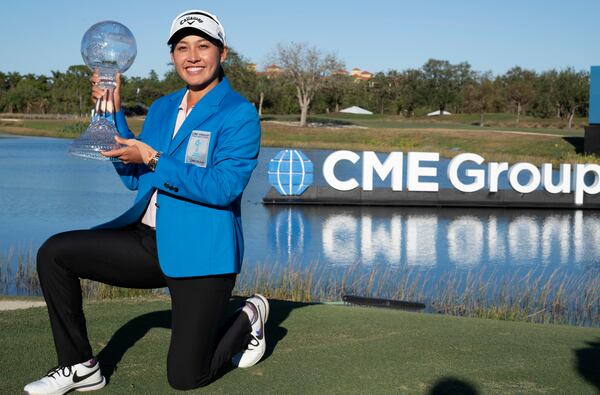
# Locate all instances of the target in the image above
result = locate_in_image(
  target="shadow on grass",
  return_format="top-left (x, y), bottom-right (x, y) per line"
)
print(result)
top-left (96, 299), bottom-right (311, 383)
top-left (575, 338), bottom-right (600, 391)
top-left (97, 309), bottom-right (171, 381)
top-left (429, 377), bottom-right (479, 395)
top-left (563, 136), bottom-right (584, 154)
top-left (262, 299), bottom-right (311, 360)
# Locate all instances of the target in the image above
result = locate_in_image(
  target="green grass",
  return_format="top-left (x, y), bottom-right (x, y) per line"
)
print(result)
top-left (265, 113), bottom-right (586, 137)
top-left (261, 121), bottom-right (593, 166)
top-left (259, 113), bottom-right (593, 166)
top-left (0, 113), bottom-right (596, 167)
top-left (0, 117), bottom-right (145, 138)
top-left (2, 298), bottom-right (599, 394)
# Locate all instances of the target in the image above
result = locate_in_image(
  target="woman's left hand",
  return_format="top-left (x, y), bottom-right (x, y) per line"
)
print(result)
top-left (101, 136), bottom-right (157, 165)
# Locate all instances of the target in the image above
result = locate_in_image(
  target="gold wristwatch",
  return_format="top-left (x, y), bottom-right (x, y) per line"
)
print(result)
top-left (147, 152), bottom-right (161, 172)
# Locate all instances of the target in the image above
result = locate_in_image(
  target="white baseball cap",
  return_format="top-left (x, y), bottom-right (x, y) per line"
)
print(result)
top-left (167, 9), bottom-right (226, 47)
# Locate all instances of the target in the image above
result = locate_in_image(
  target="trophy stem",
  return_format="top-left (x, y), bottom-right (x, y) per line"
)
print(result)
top-left (91, 98), bottom-right (101, 121)
top-left (69, 90), bottom-right (121, 161)
top-left (97, 68), bottom-right (117, 89)
top-left (105, 88), bottom-right (115, 115)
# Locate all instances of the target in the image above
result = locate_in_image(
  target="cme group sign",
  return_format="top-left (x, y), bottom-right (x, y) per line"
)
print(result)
top-left (267, 149), bottom-right (600, 207)
top-left (324, 151), bottom-right (599, 205)
top-left (266, 66), bottom-right (600, 208)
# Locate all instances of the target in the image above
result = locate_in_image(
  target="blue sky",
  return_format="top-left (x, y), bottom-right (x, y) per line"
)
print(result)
top-left (1, 0), bottom-right (598, 78)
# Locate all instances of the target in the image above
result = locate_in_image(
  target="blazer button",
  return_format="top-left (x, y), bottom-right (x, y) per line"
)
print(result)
top-left (164, 182), bottom-right (170, 188)
top-left (173, 187), bottom-right (179, 192)
top-left (155, 202), bottom-right (160, 208)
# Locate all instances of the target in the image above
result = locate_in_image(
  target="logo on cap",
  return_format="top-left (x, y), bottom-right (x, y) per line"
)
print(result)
top-left (180, 15), bottom-right (203, 26)
top-left (268, 149), bottom-right (313, 196)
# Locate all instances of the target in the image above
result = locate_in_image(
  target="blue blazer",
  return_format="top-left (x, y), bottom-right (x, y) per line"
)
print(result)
top-left (97, 78), bottom-right (261, 277)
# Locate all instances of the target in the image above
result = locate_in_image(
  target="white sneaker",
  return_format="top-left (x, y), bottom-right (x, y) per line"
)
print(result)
top-left (232, 294), bottom-right (269, 368)
top-left (24, 358), bottom-right (105, 395)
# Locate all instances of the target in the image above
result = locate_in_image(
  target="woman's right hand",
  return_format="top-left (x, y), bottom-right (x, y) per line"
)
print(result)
top-left (90, 72), bottom-right (122, 112)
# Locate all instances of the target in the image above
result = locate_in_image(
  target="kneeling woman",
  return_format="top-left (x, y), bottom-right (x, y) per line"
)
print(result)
top-left (25, 9), bottom-right (265, 394)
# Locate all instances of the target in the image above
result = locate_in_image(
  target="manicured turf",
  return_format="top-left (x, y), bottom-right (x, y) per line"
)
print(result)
top-left (261, 121), bottom-right (590, 166)
top-left (1, 298), bottom-right (599, 394)
top-left (266, 113), bottom-right (586, 137)
top-left (0, 114), bottom-right (592, 166)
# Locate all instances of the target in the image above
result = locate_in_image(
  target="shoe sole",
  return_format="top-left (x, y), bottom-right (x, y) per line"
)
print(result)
top-left (75, 376), bottom-right (106, 392)
top-left (23, 377), bottom-right (105, 395)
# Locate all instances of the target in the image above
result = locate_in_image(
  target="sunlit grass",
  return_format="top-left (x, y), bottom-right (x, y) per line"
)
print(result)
top-left (265, 113), bottom-right (586, 135)
top-left (1, 114), bottom-right (593, 166)
top-left (0, 117), bottom-right (145, 138)
top-left (261, 121), bottom-right (595, 166)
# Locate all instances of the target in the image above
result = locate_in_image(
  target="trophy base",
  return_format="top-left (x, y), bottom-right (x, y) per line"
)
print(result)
top-left (69, 118), bottom-right (122, 162)
top-left (69, 148), bottom-right (121, 162)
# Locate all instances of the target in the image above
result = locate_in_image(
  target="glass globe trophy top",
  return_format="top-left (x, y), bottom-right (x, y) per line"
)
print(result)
top-left (69, 21), bottom-right (137, 161)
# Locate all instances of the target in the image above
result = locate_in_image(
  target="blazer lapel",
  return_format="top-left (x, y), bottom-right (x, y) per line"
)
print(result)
top-left (167, 78), bottom-right (231, 155)
top-left (159, 88), bottom-right (186, 151)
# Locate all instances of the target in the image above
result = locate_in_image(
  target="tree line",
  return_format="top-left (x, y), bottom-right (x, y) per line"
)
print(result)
top-left (0, 44), bottom-right (589, 129)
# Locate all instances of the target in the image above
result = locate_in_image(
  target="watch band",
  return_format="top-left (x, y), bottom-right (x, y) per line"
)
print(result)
top-left (148, 152), bottom-right (161, 172)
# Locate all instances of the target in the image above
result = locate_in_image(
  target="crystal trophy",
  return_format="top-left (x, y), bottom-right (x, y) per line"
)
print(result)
top-left (69, 21), bottom-right (137, 161)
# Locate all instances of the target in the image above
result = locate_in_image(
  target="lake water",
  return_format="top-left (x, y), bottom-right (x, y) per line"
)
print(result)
top-left (0, 135), bottom-right (598, 324)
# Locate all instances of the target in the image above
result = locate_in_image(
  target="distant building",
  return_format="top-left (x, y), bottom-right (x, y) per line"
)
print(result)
top-left (247, 63), bottom-right (257, 72)
top-left (350, 67), bottom-right (373, 81)
top-left (340, 106), bottom-right (373, 115)
top-left (359, 70), bottom-right (374, 80)
top-left (332, 69), bottom-right (349, 76)
top-left (255, 64), bottom-right (284, 79)
top-left (426, 110), bottom-right (452, 116)
top-left (254, 64), bottom-right (372, 81)
top-left (264, 64), bottom-right (283, 76)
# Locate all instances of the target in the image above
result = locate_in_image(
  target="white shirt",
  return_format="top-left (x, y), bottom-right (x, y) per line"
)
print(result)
top-left (141, 91), bottom-right (193, 228)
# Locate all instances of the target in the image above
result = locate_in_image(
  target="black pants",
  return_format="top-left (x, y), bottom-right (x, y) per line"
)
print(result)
top-left (36, 223), bottom-right (252, 390)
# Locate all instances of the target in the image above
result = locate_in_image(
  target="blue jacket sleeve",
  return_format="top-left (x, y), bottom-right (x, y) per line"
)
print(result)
top-left (149, 103), bottom-right (260, 207)
top-left (112, 107), bottom-right (153, 191)
top-left (114, 110), bottom-right (136, 139)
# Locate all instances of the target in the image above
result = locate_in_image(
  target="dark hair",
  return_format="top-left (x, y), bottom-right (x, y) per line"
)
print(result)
top-left (169, 28), bottom-right (224, 53)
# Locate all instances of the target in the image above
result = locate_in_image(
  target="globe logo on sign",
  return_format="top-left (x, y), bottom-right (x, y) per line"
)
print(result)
top-left (268, 149), bottom-right (313, 195)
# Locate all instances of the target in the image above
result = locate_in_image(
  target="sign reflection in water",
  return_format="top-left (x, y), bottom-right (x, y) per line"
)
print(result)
top-left (269, 207), bottom-right (600, 269)
top-left (270, 208), bottom-right (310, 260)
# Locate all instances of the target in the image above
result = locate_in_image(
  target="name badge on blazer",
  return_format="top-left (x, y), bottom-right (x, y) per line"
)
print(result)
top-left (185, 130), bottom-right (211, 167)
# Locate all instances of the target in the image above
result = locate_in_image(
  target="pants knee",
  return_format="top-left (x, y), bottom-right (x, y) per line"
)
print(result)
top-left (167, 369), bottom-right (211, 390)
top-left (37, 236), bottom-right (56, 274)
top-left (36, 234), bottom-right (67, 279)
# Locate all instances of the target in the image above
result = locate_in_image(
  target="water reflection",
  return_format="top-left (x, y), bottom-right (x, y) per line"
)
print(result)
top-left (406, 216), bottom-right (437, 267)
top-left (271, 208), bottom-right (309, 260)
top-left (322, 214), bottom-right (359, 265)
top-left (269, 207), bottom-right (600, 269)
top-left (447, 216), bottom-right (483, 267)
top-left (361, 214), bottom-right (401, 265)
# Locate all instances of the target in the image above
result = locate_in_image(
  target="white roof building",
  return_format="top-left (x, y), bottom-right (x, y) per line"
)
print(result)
top-left (426, 110), bottom-right (452, 116)
top-left (340, 106), bottom-right (373, 115)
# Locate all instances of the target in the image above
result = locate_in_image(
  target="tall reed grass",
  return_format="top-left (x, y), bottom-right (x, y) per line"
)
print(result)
top-left (0, 246), bottom-right (162, 299)
top-left (235, 261), bottom-right (600, 327)
top-left (2, 247), bottom-right (598, 327)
